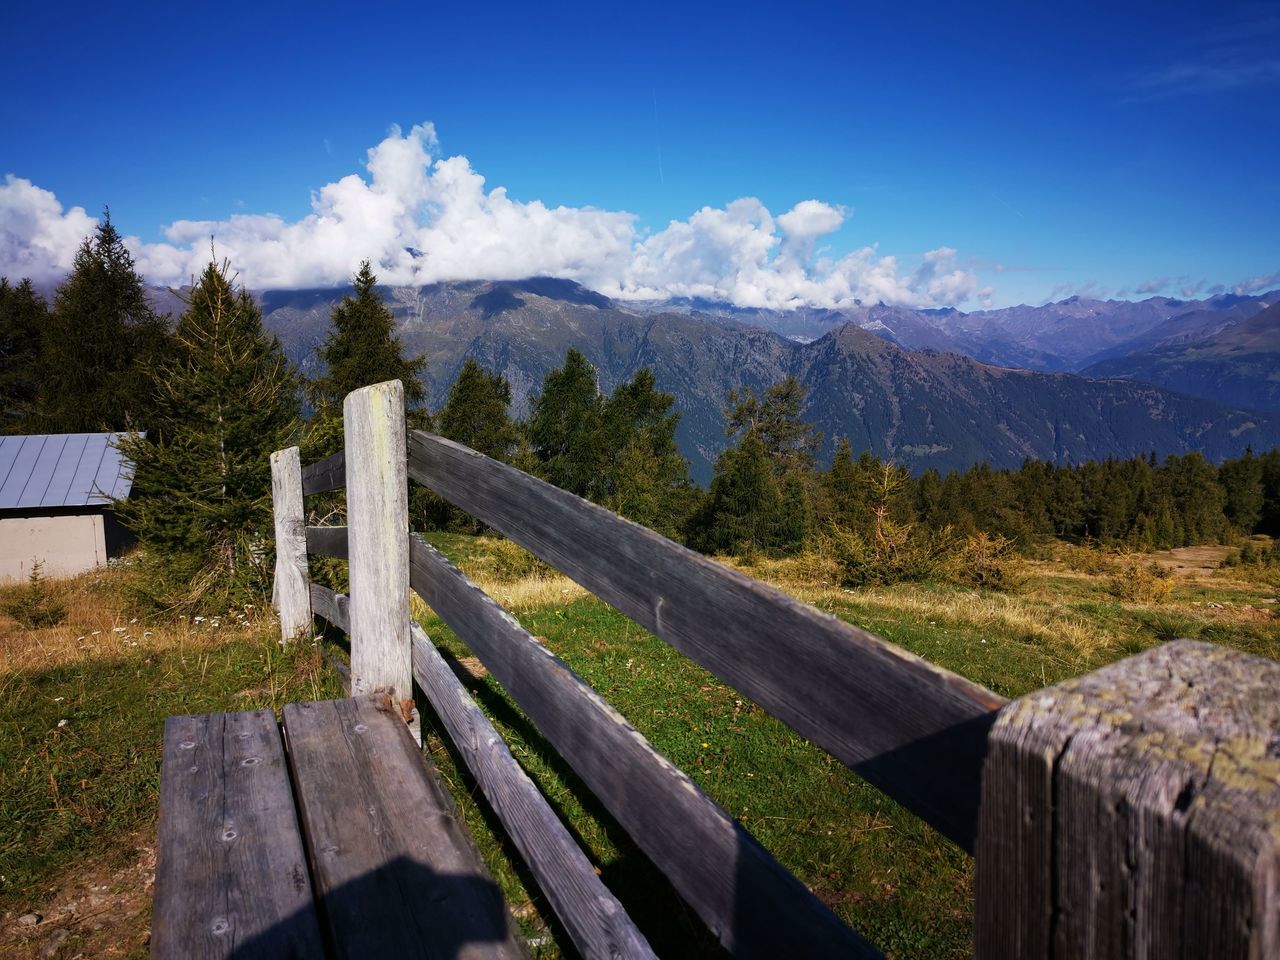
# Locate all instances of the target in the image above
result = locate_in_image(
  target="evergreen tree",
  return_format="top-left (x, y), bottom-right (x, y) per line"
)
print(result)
top-left (687, 432), bottom-right (783, 554)
top-left (1259, 449), bottom-right (1280, 537)
top-left (433, 358), bottom-right (518, 532)
top-left (725, 375), bottom-right (821, 474)
top-left (308, 261), bottom-right (427, 455)
top-left (526, 348), bottom-right (603, 498)
top-left (687, 377), bottom-right (827, 555)
top-left (437, 358), bottom-right (517, 461)
top-left (116, 261), bottom-right (299, 609)
top-left (35, 214), bottom-right (171, 432)
top-left (1219, 450), bottom-right (1265, 533)
top-left (597, 367), bottom-right (693, 536)
top-left (0, 278), bottom-right (48, 431)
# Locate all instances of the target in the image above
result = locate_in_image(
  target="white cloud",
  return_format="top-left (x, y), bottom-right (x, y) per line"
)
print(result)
top-left (1233, 269), bottom-right (1280, 295)
top-left (1136, 276), bottom-right (1169, 294)
top-left (0, 176), bottom-right (98, 283)
top-left (0, 122), bottom-right (985, 309)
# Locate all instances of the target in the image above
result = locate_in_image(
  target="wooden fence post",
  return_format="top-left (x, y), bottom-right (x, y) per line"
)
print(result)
top-left (344, 380), bottom-right (417, 742)
top-left (975, 639), bottom-right (1279, 959)
top-left (270, 445), bottom-right (311, 643)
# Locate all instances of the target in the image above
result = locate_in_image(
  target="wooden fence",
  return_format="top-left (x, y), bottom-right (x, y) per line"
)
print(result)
top-left (272, 380), bottom-right (1279, 959)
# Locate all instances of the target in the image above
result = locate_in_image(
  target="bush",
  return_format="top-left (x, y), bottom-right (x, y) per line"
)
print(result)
top-left (947, 532), bottom-right (1026, 591)
top-left (1107, 555), bottom-right (1174, 604)
top-left (829, 521), bottom-right (956, 588)
top-left (1059, 542), bottom-right (1115, 576)
top-left (3, 562), bottom-right (67, 628)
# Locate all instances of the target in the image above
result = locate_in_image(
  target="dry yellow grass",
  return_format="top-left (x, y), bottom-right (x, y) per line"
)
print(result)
top-left (0, 566), bottom-right (272, 675)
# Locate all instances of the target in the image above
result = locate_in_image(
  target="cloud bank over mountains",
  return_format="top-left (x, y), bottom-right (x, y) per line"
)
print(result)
top-left (0, 123), bottom-right (991, 310)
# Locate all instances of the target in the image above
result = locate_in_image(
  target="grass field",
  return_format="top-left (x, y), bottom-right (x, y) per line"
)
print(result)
top-left (1, 541), bottom-right (1277, 958)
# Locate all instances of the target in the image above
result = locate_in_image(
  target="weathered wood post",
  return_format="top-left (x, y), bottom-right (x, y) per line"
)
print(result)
top-left (344, 380), bottom-right (418, 742)
top-left (270, 445), bottom-right (311, 643)
top-left (975, 639), bottom-right (1279, 959)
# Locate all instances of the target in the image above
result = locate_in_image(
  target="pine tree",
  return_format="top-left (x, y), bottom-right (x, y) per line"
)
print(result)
top-left (725, 375), bottom-right (821, 474)
top-left (0, 278), bottom-right (48, 431)
top-left (438, 358), bottom-right (517, 461)
top-left (1259, 449), bottom-right (1280, 537)
top-left (35, 214), bottom-right (172, 432)
top-left (597, 367), bottom-right (693, 536)
top-left (526, 348), bottom-right (603, 498)
top-left (432, 358), bottom-right (519, 532)
top-left (116, 261), bottom-right (299, 610)
top-left (308, 261), bottom-right (427, 455)
top-left (688, 432), bottom-right (782, 554)
top-left (1219, 450), bottom-right (1265, 534)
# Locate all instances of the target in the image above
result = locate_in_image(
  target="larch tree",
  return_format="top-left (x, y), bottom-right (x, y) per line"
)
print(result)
top-left (36, 213), bottom-right (172, 432)
top-left (116, 260), bottom-right (300, 610)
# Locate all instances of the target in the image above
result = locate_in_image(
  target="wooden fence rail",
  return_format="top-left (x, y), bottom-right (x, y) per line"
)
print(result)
top-left (272, 379), bottom-right (1280, 960)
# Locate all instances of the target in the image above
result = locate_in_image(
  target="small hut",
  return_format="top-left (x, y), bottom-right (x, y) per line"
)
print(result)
top-left (0, 433), bottom-right (137, 582)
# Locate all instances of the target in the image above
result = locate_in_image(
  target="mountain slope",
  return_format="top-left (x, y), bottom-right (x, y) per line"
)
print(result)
top-left (258, 278), bottom-right (1280, 482)
top-left (1083, 302), bottom-right (1280, 413)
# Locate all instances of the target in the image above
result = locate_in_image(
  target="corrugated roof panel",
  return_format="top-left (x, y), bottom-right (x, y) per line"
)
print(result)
top-left (90, 437), bottom-right (127, 503)
top-left (0, 436), bottom-right (26, 495)
top-left (17, 435), bottom-right (68, 508)
top-left (0, 436), bottom-right (43, 506)
top-left (45, 433), bottom-right (88, 506)
top-left (0, 433), bottom-right (138, 509)
top-left (67, 434), bottom-right (110, 506)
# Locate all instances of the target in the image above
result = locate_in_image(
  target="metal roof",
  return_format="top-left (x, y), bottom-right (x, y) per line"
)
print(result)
top-left (0, 433), bottom-right (138, 510)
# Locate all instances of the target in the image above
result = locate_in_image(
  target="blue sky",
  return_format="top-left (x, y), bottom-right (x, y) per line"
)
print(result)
top-left (1, 0), bottom-right (1277, 308)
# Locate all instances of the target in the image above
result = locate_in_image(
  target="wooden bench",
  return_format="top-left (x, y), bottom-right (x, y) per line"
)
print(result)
top-left (151, 695), bottom-right (526, 958)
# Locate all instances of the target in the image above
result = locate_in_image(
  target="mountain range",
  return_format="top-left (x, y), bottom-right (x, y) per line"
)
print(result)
top-left (240, 277), bottom-right (1279, 483)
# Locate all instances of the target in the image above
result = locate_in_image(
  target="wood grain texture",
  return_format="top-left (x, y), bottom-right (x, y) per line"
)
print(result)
top-left (151, 711), bottom-right (323, 959)
top-left (309, 582), bottom-right (350, 632)
top-left (344, 382), bottom-right (411, 724)
top-left (300, 449), bottom-right (346, 495)
top-left (411, 624), bottom-right (657, 960)
top-left (409, 534), bottom-right (877, 958)
top-left (270, 446), bottom-right (311, 643)
top-left (407, 430), bottom-right (1004, 851)
top-left (975, 639), bottom-right (1280, 960)
top-left (282, 696), bottom-right (526, 959)
top-left (305, 525), bottom-right (349, 560)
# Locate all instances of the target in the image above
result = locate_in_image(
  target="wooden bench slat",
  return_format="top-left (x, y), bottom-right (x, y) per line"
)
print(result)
top-left (411, 624), bottom-right (658, 960)
top-left (151, 711), bottom-right (324, 959)
top-left (409, 534), bottom-right (878, 959)
top-left (281, 696), bottom-right (526, 958)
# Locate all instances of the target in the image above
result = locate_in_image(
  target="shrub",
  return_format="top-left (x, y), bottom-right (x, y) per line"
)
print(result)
top-left (1107, 555), bottom-right (1174, 604)
top-left (1059, 542), bottom-right (1115, 576)
top-left (829, 521), bottom-right (956, 588)
top-left (948, 532), bottom-right (1026, 591)
top-left (3, 561), bottom-right (67, 628)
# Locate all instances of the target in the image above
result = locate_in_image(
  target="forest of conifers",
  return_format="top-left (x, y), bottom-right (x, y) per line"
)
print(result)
top-left (2, 218), bottom-right (1277, 610)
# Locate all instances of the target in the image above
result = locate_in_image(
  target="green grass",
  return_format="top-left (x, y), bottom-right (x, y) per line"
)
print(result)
top-left (3, 538), bottom-right (1276, 959)
top-left (0, 597), bottom-right (343, 919)
top-left (399, 533), bottom-right (1279, 959)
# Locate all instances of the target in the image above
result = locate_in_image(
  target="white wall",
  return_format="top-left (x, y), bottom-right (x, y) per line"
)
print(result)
top-left (0, 513), bottom-right (105, 582)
